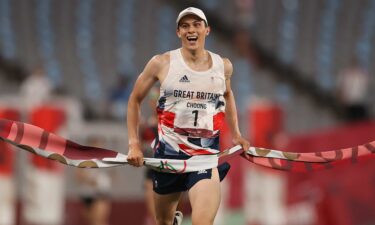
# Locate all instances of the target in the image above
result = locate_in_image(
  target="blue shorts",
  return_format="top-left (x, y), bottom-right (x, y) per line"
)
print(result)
top-left (152, 162), bottom-right (230, 195)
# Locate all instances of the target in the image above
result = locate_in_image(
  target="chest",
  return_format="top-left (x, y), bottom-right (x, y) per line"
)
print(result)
top-left (164, 72), bottom-right (225, 96)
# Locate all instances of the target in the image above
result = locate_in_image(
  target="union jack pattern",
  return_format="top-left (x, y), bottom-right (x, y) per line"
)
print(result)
top-left (154, 49), bottom-right (227, 158)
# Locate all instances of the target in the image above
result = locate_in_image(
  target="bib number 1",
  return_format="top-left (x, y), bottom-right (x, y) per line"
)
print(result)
top-left (192, 110), bottom-right (198, 126)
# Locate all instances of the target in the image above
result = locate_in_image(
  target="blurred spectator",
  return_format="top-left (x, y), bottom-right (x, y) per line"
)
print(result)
top-left (0, 108), bottom-right (20, 225)
top-left (0, 169), bottom-right (15, 225)
top-left (232, 29), bottom-right (255, 116)
top-left (245, 101), bottom-right (287, 225)
top-left (336, 58), bottom-right (369, 122)
top-left (22, 106), bottom-right (66, 225)
top-left (75, 136), bottom-right (114, 225)
top-left (20, 68), bottom-right (66, 225)
top-left (232, 28), bottom-right (259, 67)
top-left (108, 75), bottom-right (132, 121)
top-left (233, 29), bottom-right (252, 58)
top-left (234, 0), bottom-right (255, 29)
top-left (20, 66), bottom-right (53, 113)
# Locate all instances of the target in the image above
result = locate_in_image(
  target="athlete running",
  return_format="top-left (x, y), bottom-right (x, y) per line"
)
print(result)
top-left (127, 7), bottom-right (250, 225)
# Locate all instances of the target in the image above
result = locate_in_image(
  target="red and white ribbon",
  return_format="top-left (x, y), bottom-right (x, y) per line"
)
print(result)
top-left (1, 119), bottom-right (374, 173)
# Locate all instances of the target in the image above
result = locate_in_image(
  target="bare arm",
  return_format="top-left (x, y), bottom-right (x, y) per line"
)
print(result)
top-left (127, 55), bottom-right (162, 167)
top-left (223, 58), bottom-right (250, 154)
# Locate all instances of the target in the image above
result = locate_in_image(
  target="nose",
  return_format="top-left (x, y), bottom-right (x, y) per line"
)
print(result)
top-left (187, 25), bottom-right (196, 33)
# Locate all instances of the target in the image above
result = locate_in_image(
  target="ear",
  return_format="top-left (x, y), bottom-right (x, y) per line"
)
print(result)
top-left (176, 29), bottom-right (182, 38)
top-left (206, 26), bottom-right (211, 36)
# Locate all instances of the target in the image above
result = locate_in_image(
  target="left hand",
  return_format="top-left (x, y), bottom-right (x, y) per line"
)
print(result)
top-left (233, 135), bottom-right (250, 159)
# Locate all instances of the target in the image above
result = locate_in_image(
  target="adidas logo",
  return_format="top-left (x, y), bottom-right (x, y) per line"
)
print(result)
top-left (179, 75), bottom-right (190, 83)
top-left (197, 170), bottom-right (207, 175)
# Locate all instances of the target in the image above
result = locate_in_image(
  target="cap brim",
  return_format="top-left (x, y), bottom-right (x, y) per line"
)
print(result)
top-left (176, 12), bottom-right (207, 26)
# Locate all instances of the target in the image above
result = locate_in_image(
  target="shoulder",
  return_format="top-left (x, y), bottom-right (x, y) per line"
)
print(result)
top-left (221, 57), bottom-right (233, 78)
top-left (144, 51), bottom-right (170, 75)
top-left (210, 51), bottom-right (233, 77)
top-left (148, 52), bottom-right (170, 69)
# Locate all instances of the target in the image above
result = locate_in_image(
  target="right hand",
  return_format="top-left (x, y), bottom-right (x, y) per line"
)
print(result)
top-left (127, 142), bottom-right (144, 167)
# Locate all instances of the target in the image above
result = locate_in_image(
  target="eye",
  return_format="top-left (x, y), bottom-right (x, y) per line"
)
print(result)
top-left (194, 22), bottom-right (202, 28)
top-left (180, 24), bottom-right (189, 29)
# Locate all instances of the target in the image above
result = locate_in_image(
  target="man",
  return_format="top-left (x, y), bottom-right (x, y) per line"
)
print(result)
top-left (127, 7), bottom-right (250, 225)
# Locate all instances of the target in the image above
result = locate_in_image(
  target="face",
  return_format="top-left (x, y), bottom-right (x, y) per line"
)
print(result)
top-left (177, 15), bottom-right (210, 51)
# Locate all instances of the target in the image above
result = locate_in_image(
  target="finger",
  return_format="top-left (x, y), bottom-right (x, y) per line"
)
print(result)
top-left (128, 158), bottom-right (137, 167)
top-left (243, 141), bottom-right (250, 149)
top-left (128, 159), bottom-right (135, 166)
top-left (242, 143), bottom-right (250, 159)
top-left (240, 151), bottom-right (250, 160)
top-left (136, 158), bottom-right (143, 167)
top-left (242, 149), bottom-right (250, 159)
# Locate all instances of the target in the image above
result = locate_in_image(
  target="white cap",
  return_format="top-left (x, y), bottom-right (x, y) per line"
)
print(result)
top-left (176, 7), bottom-right (208, 26)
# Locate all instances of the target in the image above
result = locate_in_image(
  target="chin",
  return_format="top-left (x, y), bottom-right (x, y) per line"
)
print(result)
top-left (184, 43), bottom-right (200, 51)
top-left (188, 46), bottom-right (199, 51)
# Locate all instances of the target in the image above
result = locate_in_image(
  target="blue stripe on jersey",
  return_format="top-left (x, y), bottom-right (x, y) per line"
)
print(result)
top-left (187, 136), bottom-right (220, 150)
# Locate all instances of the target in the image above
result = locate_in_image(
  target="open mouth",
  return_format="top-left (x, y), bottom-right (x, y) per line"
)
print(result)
top-left (187, 36), bottom-right (198, 44)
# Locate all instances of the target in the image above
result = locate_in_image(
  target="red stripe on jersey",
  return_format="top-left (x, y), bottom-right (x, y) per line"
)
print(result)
top-left (178, 144), bottom-right (214, 155)
top-left (174, 127), bottom-right (215, 138)
top-left (213, 112), bottom-right (225, 131)
top-left (159, 111), bottom-right (175, 128)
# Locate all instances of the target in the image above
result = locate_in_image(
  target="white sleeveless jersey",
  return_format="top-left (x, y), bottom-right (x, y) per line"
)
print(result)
top-left (155, 48), bottom-right (226, 157)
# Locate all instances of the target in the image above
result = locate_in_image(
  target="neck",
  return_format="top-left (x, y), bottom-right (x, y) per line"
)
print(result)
top-left (181, 47), bottom-right (207, 62)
